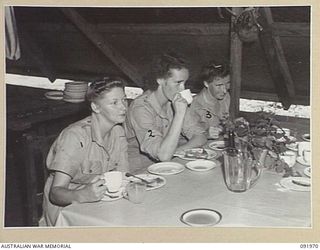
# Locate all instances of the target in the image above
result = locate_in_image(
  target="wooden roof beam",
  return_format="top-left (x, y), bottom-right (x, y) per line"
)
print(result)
top-left (24, 22), bottom-right (310, 37)
top-left (258, 7), bottom-right (296, 110)
top-left (60, 7), bottom-right (143, 87)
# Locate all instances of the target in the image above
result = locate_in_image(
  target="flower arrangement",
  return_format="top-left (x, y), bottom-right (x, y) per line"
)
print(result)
top-left (222, 112), bottom-right (299, 177)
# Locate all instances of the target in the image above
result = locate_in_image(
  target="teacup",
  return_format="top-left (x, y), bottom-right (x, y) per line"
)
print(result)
top-left (279, 150), bottom-right (297, 168)
top-left (103, 171), bottom-right (123, 193)
top-left (180, 89), bottom-right (193, 104)
top-left (303, 149), bottom-right (311, 165)
top-left (298, 142), bottom-right (311, 156)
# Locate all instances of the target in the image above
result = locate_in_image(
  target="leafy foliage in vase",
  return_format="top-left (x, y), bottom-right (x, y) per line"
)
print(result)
top-left (222, 112), bottom-right (299, 177)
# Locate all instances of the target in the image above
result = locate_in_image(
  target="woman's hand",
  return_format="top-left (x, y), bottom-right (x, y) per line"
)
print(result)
top-left (50, 173), bottom-right (107, 206)
top-left (209, 126), bottom-right (223, 139)
top-left (77, 175), bottom-right (107, 203)
top-left (172, 92), bottom-right (188, 116)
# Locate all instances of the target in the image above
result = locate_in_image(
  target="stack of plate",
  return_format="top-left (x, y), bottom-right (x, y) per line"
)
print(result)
top-left (63, 81), bottom-right (88, 103)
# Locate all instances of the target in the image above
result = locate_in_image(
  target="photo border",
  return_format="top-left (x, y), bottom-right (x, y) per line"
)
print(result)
top-left (1, 0), bottom-right (319, 243)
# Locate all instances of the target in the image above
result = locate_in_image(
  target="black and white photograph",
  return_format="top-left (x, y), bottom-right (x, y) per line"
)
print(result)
top-left (3, 3), bottom-right (316, 240)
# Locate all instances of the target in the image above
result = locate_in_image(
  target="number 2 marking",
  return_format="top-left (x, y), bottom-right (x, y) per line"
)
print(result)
top-left (148, 130), bottom-right (155, 137)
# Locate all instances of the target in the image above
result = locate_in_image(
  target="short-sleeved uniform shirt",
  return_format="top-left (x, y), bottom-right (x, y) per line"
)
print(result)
top-left (124, 90), bottom-right (206, 173)
top-left (42, 114), bottom-right (128, 226)
top-left (189, 88), bottom-right (230, 131)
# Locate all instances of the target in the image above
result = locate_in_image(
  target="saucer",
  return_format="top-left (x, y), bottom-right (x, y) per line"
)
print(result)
top-left (148, 162), bottom-right (185, 175)
top-left (126, 174), bottom-right (166, 190)
top-left (44, 91), bottom-right (63, 100)
top-left (208, 140), bottom-right (228, 151)
top-left (296, 156), bottom-right (310, 166)
top-left (102, 186), bottom-right (126, 202)
top-left (280, 177), bottom-right (311, 192)
top-left (175, 148), bottom-right (218, 161)
top-left (185, 160), bottom-right (218, 172)
top-left (180, 208), bottom-right (222, 227)
top-left (304, 167), bottom-right (311, 178)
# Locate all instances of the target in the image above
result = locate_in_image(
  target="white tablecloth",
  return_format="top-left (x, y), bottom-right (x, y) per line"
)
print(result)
top-left (55, 158), bottom-right (311, 228)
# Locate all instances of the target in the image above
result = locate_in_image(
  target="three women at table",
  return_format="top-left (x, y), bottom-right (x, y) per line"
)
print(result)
top-left (124, 52), bottom-right (207, 173)
top-left (189, 62), bottom-right (230, 139)
top-left (41, 77), bottom-right (129, 226)
top-left (42, 54), bottom-right (231, 225)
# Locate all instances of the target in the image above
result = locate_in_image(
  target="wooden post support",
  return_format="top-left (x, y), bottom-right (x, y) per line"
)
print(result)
top-left (229, 7), bottom-right (243, 120)
top-left (61, 7), bottom-right (143, 87)
top-left (258, 7), bottom-right (296, 109)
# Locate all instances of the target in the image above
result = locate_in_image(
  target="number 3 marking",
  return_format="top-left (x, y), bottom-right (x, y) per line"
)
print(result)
top-left (206, 111), bottom-right (212, 119)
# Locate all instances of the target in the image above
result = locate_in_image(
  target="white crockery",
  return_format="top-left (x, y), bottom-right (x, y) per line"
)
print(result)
top-left (148, 162), bottom-right (185, 175)
top-left (298, 141), bottom-right (311, 156)
top-left (185, 160), bottom-right (218, 172)
top-left (180, 89), bottom-right (193, 104)
top-left (279, 150), bottom-right (297, 168)
top-left (104, 171), bottom-right (123, 193)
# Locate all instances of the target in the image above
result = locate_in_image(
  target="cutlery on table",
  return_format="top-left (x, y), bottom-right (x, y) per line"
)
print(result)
top-left (125, 172), bottom-right (162, 185)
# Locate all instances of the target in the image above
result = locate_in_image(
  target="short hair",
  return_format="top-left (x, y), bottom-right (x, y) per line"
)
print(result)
top-left (200, 61), bottom-right (230, 84)
top-left (86, 76), bottom-right (126, 102)
top-left (145, 51), bottom-right (189, 91)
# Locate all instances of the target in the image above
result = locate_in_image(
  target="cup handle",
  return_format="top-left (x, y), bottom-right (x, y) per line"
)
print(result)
top-left (303, 150), bottom-right (306, 157)
top-left (250, 160), bottom-right (262, 188)
top-left (123, 189), bottom-right (129, 200)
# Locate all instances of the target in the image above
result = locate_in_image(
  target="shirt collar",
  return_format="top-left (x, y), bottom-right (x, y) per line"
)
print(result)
top-left (146, 91), bottom-right (170, 118)
top-left (203, 88), bottom-right (220, 105)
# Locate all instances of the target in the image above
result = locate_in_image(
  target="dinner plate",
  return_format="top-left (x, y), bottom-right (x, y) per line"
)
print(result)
top-left (302, 133), bottom-right (310, 142)
top-left (148, 162), bottom-right (185, 175)
top-left (286, 142), bottom-right (298, 152)
top-left (304, 167), bottom-right (311, 178)
top-left (280, 177), bottom-right (311, 192)
top-left (126, 174), bottom-right (166, 191)
top-left (175, 148), bottom-right (218, 161)
top-left (63, 97), bottom-right (85, 103)
top-left (63, 90), bottom-right (87, 98)
top-left (276, 136), bottom-right (297, 143)
top-left (185, 160), bottom-right (218, 172)
top-left (44, 91), bottom-right (63, 100)
top-left (296, 156), bottom-right (310, 166)
top-left (208, 140), bottom-right (228, 151)
top-left (101, 186), bottom-right (126, 202)
top-left (180, 208), bottom-right (222, 227)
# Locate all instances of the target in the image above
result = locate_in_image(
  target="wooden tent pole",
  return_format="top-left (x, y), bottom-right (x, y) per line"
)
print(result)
top-left (229, 7), bottom-right (243, 120)
top-left (259, 7), bottom-right (296, 109)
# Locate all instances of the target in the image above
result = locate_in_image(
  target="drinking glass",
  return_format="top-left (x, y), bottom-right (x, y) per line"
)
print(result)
top-left (126, 182), bottom-right (147, 204)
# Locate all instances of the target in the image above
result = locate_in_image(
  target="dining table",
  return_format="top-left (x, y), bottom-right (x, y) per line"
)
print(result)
top-left (54, 134), bottom-right (311, 228)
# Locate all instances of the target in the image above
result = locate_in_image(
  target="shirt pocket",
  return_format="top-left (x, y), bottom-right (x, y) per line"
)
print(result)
top-left (81, 160), bottom-right (103, 175)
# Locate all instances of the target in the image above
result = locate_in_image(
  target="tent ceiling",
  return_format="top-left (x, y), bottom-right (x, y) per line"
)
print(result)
top-left (6, 6), bottom-right (311, 106)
